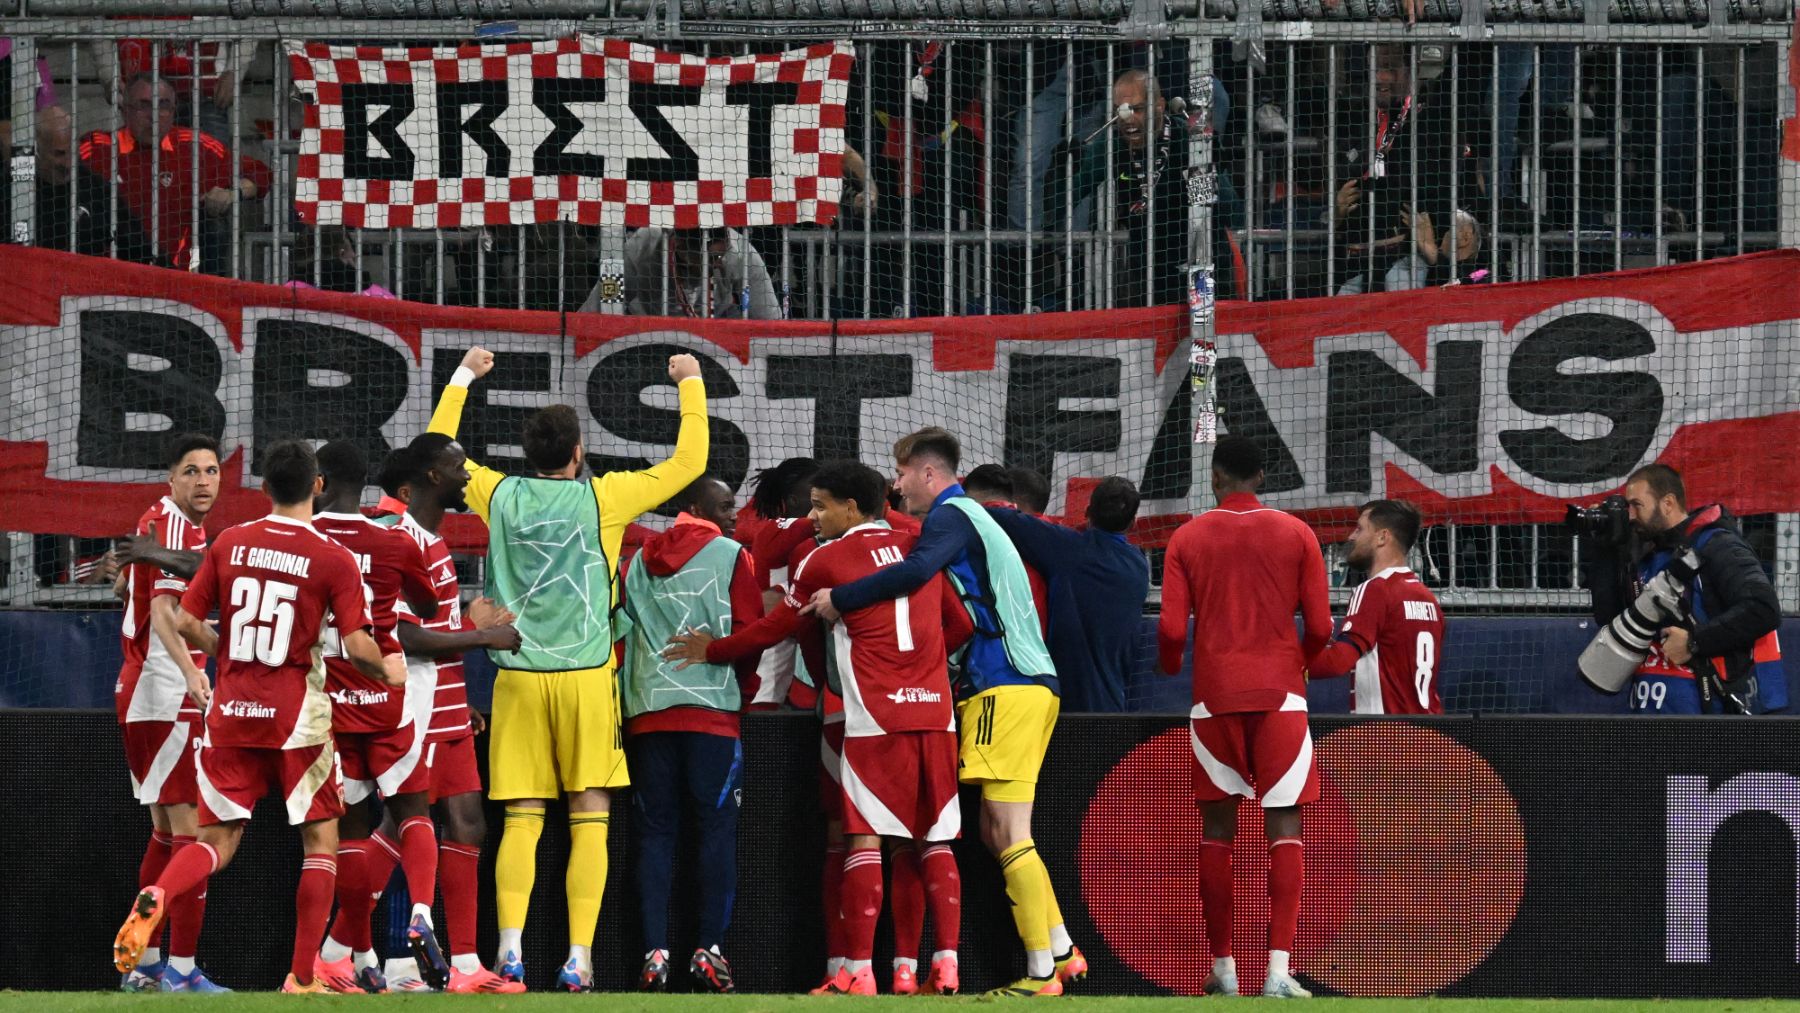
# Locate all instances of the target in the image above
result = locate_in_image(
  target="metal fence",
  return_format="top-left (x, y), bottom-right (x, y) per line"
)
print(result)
top-left (2, 4), bottom-right (1796, 611)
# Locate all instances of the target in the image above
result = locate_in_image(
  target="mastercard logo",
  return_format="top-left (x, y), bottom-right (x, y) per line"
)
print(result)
top-left (1079, 722), bottom-right (1526, 996)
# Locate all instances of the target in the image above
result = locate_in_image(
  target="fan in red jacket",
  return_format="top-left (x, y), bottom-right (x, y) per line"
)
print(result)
top-left (1155, 436), bottom-right (1330, 1000)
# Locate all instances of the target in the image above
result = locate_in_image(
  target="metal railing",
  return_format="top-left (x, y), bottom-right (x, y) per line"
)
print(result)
top-left (2, 6), bottom-right (1795, 609)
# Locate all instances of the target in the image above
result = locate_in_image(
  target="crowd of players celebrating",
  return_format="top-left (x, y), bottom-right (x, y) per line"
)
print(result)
top-left (107, 347), bottom-right (1443, 996)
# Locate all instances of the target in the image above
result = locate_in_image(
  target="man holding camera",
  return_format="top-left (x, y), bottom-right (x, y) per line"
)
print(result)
top-left (1580, 464), bottom-right (1784, 714)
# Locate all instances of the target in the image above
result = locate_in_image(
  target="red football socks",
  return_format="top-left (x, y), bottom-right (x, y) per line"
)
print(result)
top-left (167, 835), bottom-right (208, 960)
top-left (1199, 838), bottom-right (1234, 959)
top-left (397, 816), bottom-right (439, 916)
top-left (140, 831), bottom-right (173, 891)
top-left (822, 844), bottom-right (847, 964)
top-left (1268, 838), bottom-right (1304, 955)
top-left (889, 845), bottom-right (925, 962)
top-left (841, 849), bottom-right (884, 962)
top-left (921, 843), bottom-right (961, 954)
top-left (328, 840), bottom-right (372, 952)
top-left (155, 840), bottom-right (219, 900)
top-left (439, 841), bottom-right (481, 957)
top-left (293, 854), bottom-right (338, 982)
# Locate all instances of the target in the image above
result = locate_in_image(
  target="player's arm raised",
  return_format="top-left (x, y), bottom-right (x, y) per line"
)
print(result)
top-left (427, 346), bottom-right (506, 522)
top-left (593, 353), bottom-right (710, 522)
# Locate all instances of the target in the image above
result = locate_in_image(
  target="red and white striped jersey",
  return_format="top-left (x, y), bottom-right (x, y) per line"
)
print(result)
top-left (787, 524), bottom-right (955, 738)
top-left (1338, 567), bottom-right (1445, 715)
top-left (117, 496), bottom-right (208, 724)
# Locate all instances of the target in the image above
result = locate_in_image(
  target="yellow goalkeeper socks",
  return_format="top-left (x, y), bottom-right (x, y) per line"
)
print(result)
top-left (1041, 860), bottom-right (1072, 953)
top-left (566, 812), bottom-right (611, 950)
top-left (495, 806), bottom-right (546, 939)
top-left (998, 839), bottom-right (1055, 977)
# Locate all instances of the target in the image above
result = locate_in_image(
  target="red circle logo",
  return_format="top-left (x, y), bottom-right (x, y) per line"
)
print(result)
top-left (1079, 722), bottom-right (1525, 996)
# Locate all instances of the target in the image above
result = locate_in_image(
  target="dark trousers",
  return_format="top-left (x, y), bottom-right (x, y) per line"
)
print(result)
top-left (629, 730), bottom-right (742, 952)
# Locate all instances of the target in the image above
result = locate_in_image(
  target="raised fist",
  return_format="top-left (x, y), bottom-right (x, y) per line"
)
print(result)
top-left (461, 347), bottom-right (496, 379)
top-left (668, 354), bottom-right (702, 384)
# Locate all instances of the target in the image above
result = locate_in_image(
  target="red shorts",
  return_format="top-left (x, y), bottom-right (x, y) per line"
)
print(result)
top-left (336, 722), bottom-right (428, 805)
top-left (819, 720), bottom-right (845, 822)
top-left (427, 735), bottom-right (483, 803)
top-left (839, 730), bottom-right (961, 842)
top-left (121, 719), bottom-right (200, 807)
top-left (195, 741), bottom-right (346, 827)
top-left (1189, 699), bottom-right (1319, 808)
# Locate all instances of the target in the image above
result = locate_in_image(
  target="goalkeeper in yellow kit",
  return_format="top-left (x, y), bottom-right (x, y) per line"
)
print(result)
top-left (428, 346), bottom-right (709, 991)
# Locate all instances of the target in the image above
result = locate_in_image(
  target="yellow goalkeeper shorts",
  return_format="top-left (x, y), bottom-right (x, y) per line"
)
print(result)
top-left (487, 666), bottom-right (629, 801)
top-left (956, 684), bottom-right (1060, 803)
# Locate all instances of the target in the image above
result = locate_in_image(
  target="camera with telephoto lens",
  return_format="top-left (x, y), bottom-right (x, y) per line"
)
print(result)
top-left (1577, 548), bottom-right (1698, 694)
top-left (1566, 494), bottom-right (1632, 549)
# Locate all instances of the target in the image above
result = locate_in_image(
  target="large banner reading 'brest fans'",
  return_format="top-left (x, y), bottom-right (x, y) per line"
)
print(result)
top-left (285, 36), bottom-right (853, 229)
top-left (0, 246), bottom-right (1797, 552)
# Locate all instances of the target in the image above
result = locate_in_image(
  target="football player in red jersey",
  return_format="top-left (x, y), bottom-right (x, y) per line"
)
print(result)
top-left (112, 440), bottom-right (405, 994)
top-left (1157, 436), bottom-right (1331, 999)
top-left (112, 433), bottom-right (219, 992)
top-left (306, 441), bottom-right (446, 993)
top-left (1309, 500), bottom-right (1445, 715)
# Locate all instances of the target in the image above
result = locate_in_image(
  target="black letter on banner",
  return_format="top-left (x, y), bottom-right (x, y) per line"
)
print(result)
top-left (1501, 313), bottom-right (1663, 484)
top-left (1002, 355), bottom-right (1121, 484)
top-left (1325, 342), bottom-right (1483, 494)
top-left (533, 76), bottom-right (607, 178)
top-left (587, 344), bottom-right (749, 494)
top-left (1216, 358), bottom-right (1303, 493)
top-left (78, 310), bottom-right (224, 469)
top-left (252, 321), bottom-right (408, 475)
top-left (628, 83), bottom-right (701, 182)
top-left (341, 83), bottom-right (416, 181)
top-left (436, 80), bottom-right (511, 179)
top-left (767, 355), bottom-right (912, 463)
top-left (429, 349), bottom-right (555, 476)
top-left (726, 82), bottom-right (802, 179)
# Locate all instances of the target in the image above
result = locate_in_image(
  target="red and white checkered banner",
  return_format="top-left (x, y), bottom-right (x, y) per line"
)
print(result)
top-left (286, 36), bottom-right (853, 229)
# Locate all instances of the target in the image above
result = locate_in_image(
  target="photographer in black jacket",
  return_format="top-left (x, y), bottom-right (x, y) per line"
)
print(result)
top-left (1579, 464), bottom-right (1784, 714)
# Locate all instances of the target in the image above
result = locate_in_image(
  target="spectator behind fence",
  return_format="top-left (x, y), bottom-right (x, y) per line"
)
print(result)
top-left (79, 72), bottom-right (270, 274)
top-left (0, 106), bottom-right (149, 261)
top-left (590, 227), bottom-right (780, 319)
top-left (1065, 69), bottom-right (1189, 308)
top-left (985, 476), bottom-right (1150, 713)
top-left (95, 32), bottom-right (254, 142)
